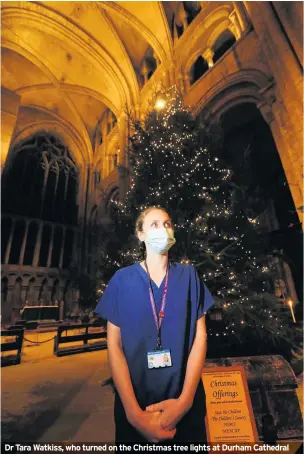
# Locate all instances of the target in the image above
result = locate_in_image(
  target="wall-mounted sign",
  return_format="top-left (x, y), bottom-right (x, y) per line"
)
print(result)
top-left (202, 366), bottom-right (259, 443)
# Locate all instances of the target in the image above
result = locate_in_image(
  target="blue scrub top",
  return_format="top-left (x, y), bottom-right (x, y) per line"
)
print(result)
top-left (94, 262), bottom-right (214, 409)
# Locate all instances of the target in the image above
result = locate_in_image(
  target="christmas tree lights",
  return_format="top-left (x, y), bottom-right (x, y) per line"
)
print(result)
top-left (96, 86), bottom-right (300, 356)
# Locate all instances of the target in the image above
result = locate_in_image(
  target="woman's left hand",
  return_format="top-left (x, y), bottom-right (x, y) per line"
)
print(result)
top-left (145, 398), bottom-right (191, 431)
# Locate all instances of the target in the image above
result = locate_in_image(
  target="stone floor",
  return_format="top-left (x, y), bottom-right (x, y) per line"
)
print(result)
top-left (2, 330), bottom-right (115, 443)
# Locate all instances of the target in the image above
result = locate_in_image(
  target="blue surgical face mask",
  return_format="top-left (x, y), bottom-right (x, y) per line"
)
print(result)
top-left (144, 228), bottom-right (176, 254)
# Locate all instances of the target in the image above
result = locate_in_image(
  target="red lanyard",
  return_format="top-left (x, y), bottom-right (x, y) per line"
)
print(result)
top-left (145, 260), bottom-right (170, 349)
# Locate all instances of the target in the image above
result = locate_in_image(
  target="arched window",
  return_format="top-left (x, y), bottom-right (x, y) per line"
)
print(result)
top-left (140, 47), bottom-right (157, 85)
top-left (190, 56), bottom-right (209, 85)
top-left (2, 134), bottom-right (78, 224)
top-left (212, 30), bottom-right (236, 64)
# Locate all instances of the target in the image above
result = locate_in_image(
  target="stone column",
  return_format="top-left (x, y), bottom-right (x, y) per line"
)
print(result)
top-left (257, 89), bottom-right (303, 224)
top-left (177, 73), bottom-right (185, 94)
top-left (7, 285), bottom-right (15, 322)
top-left (153, 50), bottom-right (160, 67)
top-left (119, 112), bottom-right (128, 202)
top-left (33, 223), bottom-right (43, 267)
top-left (4, 218), bottom-right (15, 264)
top-left (202, 48), bottom-right (215, 68)
top-left (19, 220), bottom-right (29, 265)
top-left (229, 10), bottom-right (242, 39)
top-left (1, 87), bottom-right (20, 170)
top-left (59, 227), bottom-right (66, 269)
top-left (140, 61), bottom-right (149, 84)
top-left (20, 285), bottom-right (28, 307)
top-left (233, 2), bottom-right (251, 32)
top-left (245, 2), bottom-right (303, 223)
top-left (184, 74), bottom-right (191, 91)
top-left (180, 8), bottom-right (188, 32)
top-left (46, 225), bottom-right (55, 268)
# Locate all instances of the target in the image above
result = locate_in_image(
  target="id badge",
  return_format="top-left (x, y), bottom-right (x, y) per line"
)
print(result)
top-left (147, 349), bottom-right (172, 369)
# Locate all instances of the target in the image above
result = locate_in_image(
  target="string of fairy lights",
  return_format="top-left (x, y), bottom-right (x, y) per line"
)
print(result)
top-left (97, 86), bottom-right (294, 342)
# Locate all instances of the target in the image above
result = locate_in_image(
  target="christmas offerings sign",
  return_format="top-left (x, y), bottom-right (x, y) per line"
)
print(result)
top-left (202, 366), bottom-right (259, 443)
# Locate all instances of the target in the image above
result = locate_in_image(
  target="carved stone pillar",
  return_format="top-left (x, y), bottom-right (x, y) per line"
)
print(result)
top-left (1, 87), bottom-right (21, 169)
top-left (119, 112), bottom-right (128, 202)
top-left (177, 73), bottom-right (185, 94)
top-left (229, 10), bottom-right (242, 39)
top-left (184, 74), bottom-right (191, 91)
top-left (232, 2), bottom-right (250, 32)
top-left (202, 48), bottom-right (215, 68)
top-left (180, 9), bottom-right (188, 31)
top-left (4, 218), bottom-right (15, 264)
top-left (33, 223), bottom-right (43, 267)
top-left (19, 220), bottom-right (29, 265)
top-left (140, 60), bottom-right (149, 84)
top-left (59, 227), bottom-right (66, 269)
top-left (47, 225), bottom-right (55, 268)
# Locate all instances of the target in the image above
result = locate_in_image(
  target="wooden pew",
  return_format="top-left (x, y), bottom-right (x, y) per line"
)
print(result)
top-left (53, 323), bottom-right (107, 357)
top-left (1, 328), bottom-right (24, 366)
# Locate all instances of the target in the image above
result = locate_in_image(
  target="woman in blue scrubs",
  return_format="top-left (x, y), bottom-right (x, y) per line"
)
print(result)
top-left (94, 206), bottom-right (214, 443)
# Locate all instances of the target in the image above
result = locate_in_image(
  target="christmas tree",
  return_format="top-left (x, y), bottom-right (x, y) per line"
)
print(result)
top-left (96, 86), bottom-right (301, 359)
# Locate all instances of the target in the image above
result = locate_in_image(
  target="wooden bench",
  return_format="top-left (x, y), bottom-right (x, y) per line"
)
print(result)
top-left (53, 323), bottom-right (107, 357)
top-left (1, 328), bottom-right (24, 366)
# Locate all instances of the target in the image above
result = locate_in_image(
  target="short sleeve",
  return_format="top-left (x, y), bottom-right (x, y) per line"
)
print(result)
top-left (94, 272), bottom-right (119, 327)
top-left (192, 266), bottom-right (214, 319)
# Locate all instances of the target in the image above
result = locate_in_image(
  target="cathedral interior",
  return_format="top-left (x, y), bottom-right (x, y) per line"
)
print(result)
top-left (1, 1), bottom-right (303, 324)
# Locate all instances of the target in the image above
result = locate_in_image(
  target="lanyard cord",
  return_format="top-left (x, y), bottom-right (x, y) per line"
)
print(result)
top-left (144, 260), bottom-right (170, 349)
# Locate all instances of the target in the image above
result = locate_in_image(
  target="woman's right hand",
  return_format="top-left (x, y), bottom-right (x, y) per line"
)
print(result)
top-left (129, 410), bottom-right (176, 443)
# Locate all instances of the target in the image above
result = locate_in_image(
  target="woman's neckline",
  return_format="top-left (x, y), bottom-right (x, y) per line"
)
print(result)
top-left (137, 261), bottom-right (169, 289)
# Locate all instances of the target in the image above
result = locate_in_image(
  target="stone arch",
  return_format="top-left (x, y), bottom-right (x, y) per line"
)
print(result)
top-left (192, 68), bottom-right (273, 117)
top-left (206, 21), bottom-right (236, 50)
top-left (105, 186), bottom-right (120, 215)
top-left (100, 1), bottom-right (170, 64)
top-left (1, 40), bottom-right (60, 87)
top-left (3, 134), bottom-right (79, 227)
top-left (189, 56), bottom-right (209, 85)
top-left (212, 29), bottom-right (237, 64)
top-left (8, 120), bottom-right (89, 171)
top-left (180, 4), bottom-right (234, 75)
top-left (1, 4), bottom-right (132, 109)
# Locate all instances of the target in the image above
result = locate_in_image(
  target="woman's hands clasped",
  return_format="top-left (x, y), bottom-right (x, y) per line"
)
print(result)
top-left (129, 410), bottom-right (176, 443)
top-left (146, 398), bottom-right (191, 431)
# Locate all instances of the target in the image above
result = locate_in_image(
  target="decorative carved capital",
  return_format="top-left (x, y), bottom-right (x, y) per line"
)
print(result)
top-left (202, 48), bottom-right (214, 67)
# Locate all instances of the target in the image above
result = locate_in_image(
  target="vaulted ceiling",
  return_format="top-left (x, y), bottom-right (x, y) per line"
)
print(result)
top-left (1, 2), bottom-right (177, 114)
top-left (1, 1), bottom-right (187, 162)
